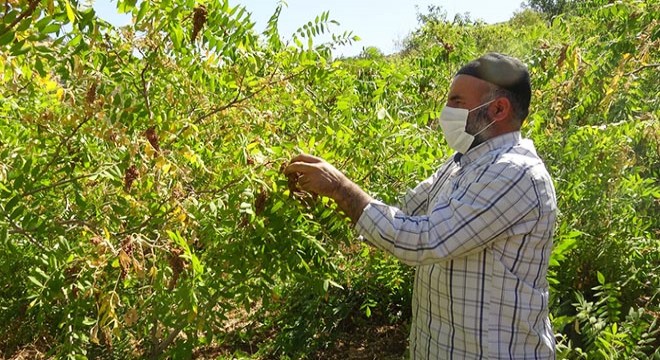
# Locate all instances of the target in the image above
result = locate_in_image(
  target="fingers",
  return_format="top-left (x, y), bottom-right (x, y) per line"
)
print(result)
top-left (289, 153), bottom-right (323, 165)
top-left (298, 174), bottom-right (310, 187)
top-left (284, 161), bottom-right (319, 176)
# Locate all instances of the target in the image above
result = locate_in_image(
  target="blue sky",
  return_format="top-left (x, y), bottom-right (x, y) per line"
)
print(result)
top-left (92, 0), bottom-right (526, 57)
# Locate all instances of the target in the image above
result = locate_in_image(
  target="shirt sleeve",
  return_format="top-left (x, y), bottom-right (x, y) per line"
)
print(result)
top-left (398, 175), bottom-right (434, 216)
top-left (355, 162), bottom-right (539, 266)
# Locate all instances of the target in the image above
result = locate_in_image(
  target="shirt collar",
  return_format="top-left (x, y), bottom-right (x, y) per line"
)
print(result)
top-left (457, 131), bottom-right (522, 167)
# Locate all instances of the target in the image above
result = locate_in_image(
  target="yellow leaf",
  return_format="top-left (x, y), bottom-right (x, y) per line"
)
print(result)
top-left (247, 141), bottom-right (260, 150)
top-left (143, 142), bottom-right (155, 158)
top-left (205, 52), bottom-right (217, 65)
top-left (183, 148), bottom-right (197, 164)
top-left (155, 157), bottom-right (171, 173)
top-left (148, 266), bottom-right (157, 279)
top-left (177, 210), bottom-right (187, 223)
top-left (161, 161), bottom-right (171, 173)
top-left (65, 0), bottom-right (75, 24)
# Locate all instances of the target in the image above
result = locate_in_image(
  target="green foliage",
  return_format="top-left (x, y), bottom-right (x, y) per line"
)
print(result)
top-left (1, 0), bottom-right (658, 359)
top-left (524, 0), bottom-right (578, 18)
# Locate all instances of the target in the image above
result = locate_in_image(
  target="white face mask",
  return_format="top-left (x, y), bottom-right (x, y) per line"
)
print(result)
top-left (438, 100), bottom-right (496, 154)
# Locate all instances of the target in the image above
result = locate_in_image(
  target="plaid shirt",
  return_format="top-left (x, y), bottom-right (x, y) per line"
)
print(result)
top-left (355, 131), bottom-right (557, 359)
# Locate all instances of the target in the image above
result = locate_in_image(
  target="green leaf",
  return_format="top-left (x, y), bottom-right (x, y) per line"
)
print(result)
top-left (167, 230), bottom-right (190, 252)
top-left (136, 1), bottom-right (150, 24)
top-left (34, 267), bottom-right (50, 280)
top-left (15, 18), bottom-right (31, 32)
top-left (118, 0), bottom-right (137, 14)
top-left (67, 34), bottom-right (82, 48)
top-left (270, 200), bottom-right (284, 214)
top-left (597, 271), bottom-right (605, 285)
top-left (2, 10), bottom-right (19, 24)
top-left (35, 58), bottom-right (46, 76)
top-left (43, 23), bottom-right (61, 34)
top-left (4, 195), bottom-right (20, 213)
top-left (27, 276), bottom-right (44, 288)
top-left (170, 24), bottom-right (183, 49)
top-left (191, 253), bottom-right (203, 276)
top-left (35, 16), bottom-right (53, 30)
top-left (0, 31), bottom-right (15, 46)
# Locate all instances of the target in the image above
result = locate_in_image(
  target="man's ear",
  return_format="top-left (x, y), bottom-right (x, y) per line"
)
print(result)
top-left (491, 97), bottom-right (511, 122)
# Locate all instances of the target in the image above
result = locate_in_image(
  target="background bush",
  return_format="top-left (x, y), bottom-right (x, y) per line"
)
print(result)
top-left (0, 0), bottom-right (658, 358)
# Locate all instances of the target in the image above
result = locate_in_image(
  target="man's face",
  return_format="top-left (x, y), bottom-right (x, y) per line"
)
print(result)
top-left (446, 75), bottom-right (493, 138)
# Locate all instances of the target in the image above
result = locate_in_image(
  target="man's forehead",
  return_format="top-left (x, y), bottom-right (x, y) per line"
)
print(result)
top-left (448, 75), bottom-right (491, 97)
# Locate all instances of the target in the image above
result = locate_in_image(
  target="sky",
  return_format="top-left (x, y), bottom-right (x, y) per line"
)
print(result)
top-left (92, 0), bottom-right (526, 57)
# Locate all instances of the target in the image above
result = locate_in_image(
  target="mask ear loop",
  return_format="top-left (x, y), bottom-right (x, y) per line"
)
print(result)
top-left (470, 99), bottom-right (498, 138)
top-left (473, 116), bottom-right (498, 137)
top-left (468, 99), bottom-right (496, 113)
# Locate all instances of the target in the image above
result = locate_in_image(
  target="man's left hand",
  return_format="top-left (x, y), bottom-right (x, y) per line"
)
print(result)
top-left (284, 153), bottom-right (348, 199)
top-left (284, 153), bottom-right (373, 223)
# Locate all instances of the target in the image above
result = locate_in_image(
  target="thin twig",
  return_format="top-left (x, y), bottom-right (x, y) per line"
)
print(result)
top-left (163, 92), bottom-right (240, 149)
top-left (140, 63), bottom-right (153, 121)
top-left (117, 195), bottom-right (176, 237)
top-left (194, 176), bottom-right (245, 196)
top-left (194, 91), bottom-right (243, 126)
top-left (165, 67), bottom-right (301, 148)
top-left (5, 216), bottom-right (47, 252)
top-left (38, 115), bottom-right (93, 180)
top-left (22, 173), bottom-right (95, 197)
top-left (150, 322), bottom-right (187, 359)
top-left (55, 217), bottom-right (99, 231)
top-left (625, 63), bottom-right (660, 76)
top-left (118, 174), bottom-right (249, 237)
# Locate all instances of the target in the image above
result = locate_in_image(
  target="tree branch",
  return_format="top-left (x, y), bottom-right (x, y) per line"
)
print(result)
top-left (38, 115), bottom-right (93, 180)
top-left (118, 173), bottom-right (249, 237)
top-left (0, 0), bottom-right (39, 37)
top-left (117, 195), bottom-right (177, 237)
top-left (22, 173), bottom-right (95, 198)
top-left (150, 322), bottom-right (187, 359)
top-left (5, 216), bottom-right (47, 252)
top-left (165, 66), bottom-right (303, 148)
top-left (625, 63), bottom-right (660, 76)
top-left (139, 63), bottom-right (153, 121)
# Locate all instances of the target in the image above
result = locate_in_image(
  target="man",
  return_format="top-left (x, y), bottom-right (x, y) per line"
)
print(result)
top-left (285, 53), bottom-right (557, 359)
